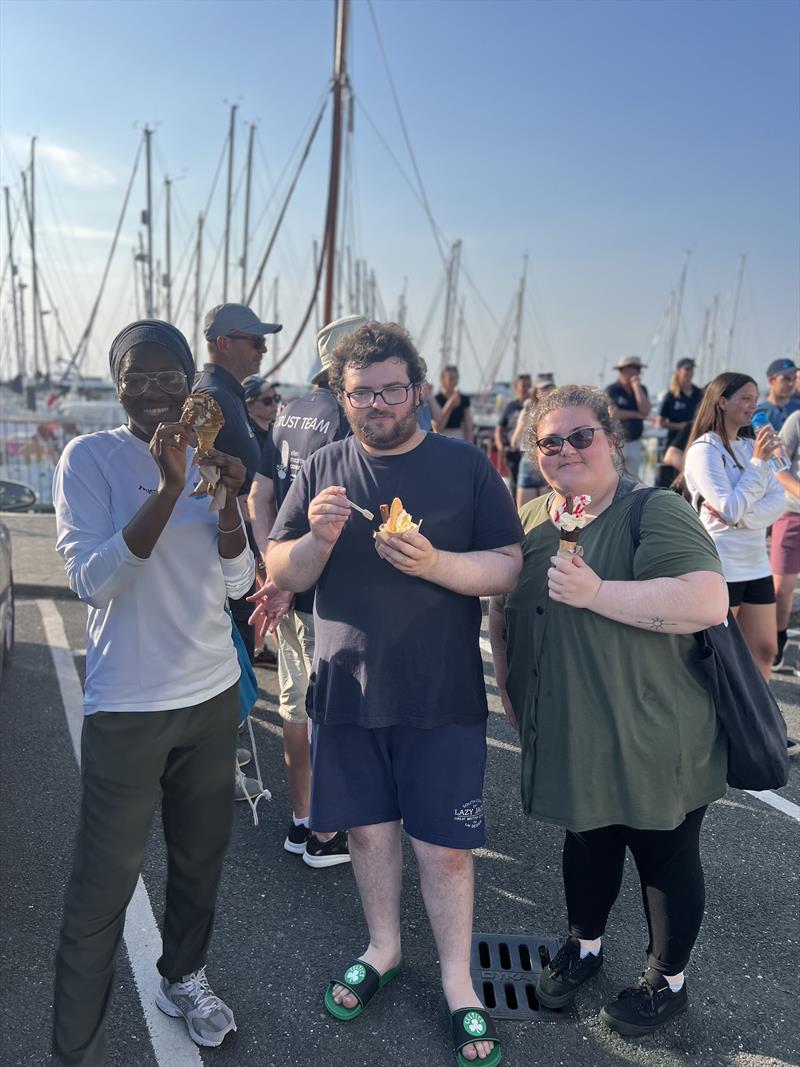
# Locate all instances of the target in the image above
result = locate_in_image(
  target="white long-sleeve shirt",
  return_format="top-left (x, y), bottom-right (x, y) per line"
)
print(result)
top-left (53, 426), bottom-right (255, 714)
top-left (683, 432), bottom-right (785, 582)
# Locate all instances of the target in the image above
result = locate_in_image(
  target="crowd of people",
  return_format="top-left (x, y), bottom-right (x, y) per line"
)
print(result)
top-left (49, 305), bottom-right (799, 1065)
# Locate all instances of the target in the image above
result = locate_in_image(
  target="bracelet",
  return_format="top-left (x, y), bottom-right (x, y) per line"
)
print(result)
top-left (218, 519), bottom-right (243, 534)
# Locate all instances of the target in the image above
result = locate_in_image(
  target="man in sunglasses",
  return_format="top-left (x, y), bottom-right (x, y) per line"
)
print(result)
top-left (242, 375), bottom-right (281, 460)
top-left (195, 304), bottom-right (282, 800)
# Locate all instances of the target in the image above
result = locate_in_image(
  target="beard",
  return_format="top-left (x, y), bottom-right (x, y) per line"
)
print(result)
top-left (349, 405), bottom-right (420, 450)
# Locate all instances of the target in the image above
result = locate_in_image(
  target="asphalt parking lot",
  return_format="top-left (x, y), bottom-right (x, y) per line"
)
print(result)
top-left (1, 513), bottom-right (798, 1067)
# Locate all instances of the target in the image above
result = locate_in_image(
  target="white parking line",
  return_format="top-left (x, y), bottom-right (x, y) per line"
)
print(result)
top-left (744, 789), bottom-right (800, 823)
top-left (37, 600), bottom-right (203, 1067)
top-left (479, 626), bottom-right (800, 825)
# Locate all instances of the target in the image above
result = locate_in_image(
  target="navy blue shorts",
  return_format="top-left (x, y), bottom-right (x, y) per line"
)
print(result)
top-left (309, 721), bottom-right (488, 849)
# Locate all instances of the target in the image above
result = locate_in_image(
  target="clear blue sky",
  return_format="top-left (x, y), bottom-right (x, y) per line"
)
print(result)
top-left (1, 0), bottom-right (798, 390)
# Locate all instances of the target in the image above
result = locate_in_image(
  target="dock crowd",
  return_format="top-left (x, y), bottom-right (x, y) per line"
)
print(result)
top-left (50, 305), bottom-right (799, 1066)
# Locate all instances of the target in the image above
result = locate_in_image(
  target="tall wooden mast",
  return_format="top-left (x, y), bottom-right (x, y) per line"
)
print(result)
top-left (322, 0), bottom-right (349, 326)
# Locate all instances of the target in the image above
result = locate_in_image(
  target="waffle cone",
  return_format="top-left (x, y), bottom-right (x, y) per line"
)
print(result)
top-left (196, 427), bottom-right (220, 452)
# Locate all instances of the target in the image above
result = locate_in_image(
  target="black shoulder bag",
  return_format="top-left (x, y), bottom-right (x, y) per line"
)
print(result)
top-left (629, 488), bottom-right (789, 791)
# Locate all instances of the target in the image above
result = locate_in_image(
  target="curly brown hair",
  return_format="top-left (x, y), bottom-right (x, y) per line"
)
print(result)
top-left (326, 321), bottom-right (427, 395)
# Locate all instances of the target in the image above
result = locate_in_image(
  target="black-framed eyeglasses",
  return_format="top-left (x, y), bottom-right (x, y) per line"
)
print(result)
top-left (119, 371), bottom-right (187, 397)
top-left (344, 383), bottom-right (416, 408)
top-left (227, 332), bottom-right (266, 351)
top-left (534, 425), bottom-right (601, 456)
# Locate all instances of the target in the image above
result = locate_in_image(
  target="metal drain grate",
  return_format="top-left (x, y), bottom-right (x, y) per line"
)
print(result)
top-left (470, 933), bottom-right (570, 1020)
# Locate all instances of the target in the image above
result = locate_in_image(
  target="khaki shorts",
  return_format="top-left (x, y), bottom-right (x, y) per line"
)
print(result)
top-left (276, 610), bottom-right (315, 724)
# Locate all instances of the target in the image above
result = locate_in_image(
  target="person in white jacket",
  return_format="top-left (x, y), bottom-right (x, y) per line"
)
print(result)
top-left (51, 321), bottom-right (255, 1065)
top-left (683, 372), bottom-right (785, 681)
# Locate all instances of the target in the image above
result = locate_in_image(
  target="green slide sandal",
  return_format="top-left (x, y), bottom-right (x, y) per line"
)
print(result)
top-left (450, 1007), bottom-right (502, 1067)
top-left (324, 959), bottom-right (403, 1021)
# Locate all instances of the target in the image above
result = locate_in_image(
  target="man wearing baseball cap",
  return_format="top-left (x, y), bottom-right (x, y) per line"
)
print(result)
top-left (606, 356), bottom-right (651, 476)
top-left (247, 315), bottom-right (360, 867)
top-left (655, 358), bottom-right (704, 487)
top-left (194, 303), bottom-right (282, 801)
top-left (755, 358), bottom-right (800, 431)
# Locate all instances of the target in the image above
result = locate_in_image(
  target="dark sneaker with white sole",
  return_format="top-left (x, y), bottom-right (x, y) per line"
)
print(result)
top-left (284, 821), bottom-right (310, 854)
top-left (600, 967), bottom-right (688, 1036)
top-left (155, 966), bottom-right (236, 1047)
top-left (302, 830), bottom-right (351, 868)
top-left (536, 935), bottom-right (603, 1009)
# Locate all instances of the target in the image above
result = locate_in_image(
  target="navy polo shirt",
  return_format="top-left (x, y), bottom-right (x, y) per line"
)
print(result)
top-left (193, 363), bottom-right (261, 494)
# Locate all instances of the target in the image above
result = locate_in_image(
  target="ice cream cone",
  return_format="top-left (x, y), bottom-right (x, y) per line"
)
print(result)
top-left (196, 427), bottom-right (220, 453)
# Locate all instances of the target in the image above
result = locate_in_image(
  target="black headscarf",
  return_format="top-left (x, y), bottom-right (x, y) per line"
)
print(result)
top-left (109, 320), bottom-right (195, 386)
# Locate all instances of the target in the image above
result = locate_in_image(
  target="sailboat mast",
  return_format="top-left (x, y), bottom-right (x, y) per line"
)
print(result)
top-left (439, 239), bottom-right (462, 371)
top-left (28, 137), bottom-right (44, 378)
top-left (143, 127), bottom-right (154, 317)
top-left (3, 185), bottom-right (24, 379)
top-left (712, 296), bottom-right (725, 379)
top-left (323, 0), bottom-right (349, 325)
top-left (164, 177), bottom-right (172, 321)
top-left (726, 254), bottom-right (746, 364)
top-left (510, 253), bottom-right (528, 379)
top-left (455, 298), bottom-right (465, 368)
top-left (241, 122), bottom-right (255, 304)
top-left (194, 213), bottom-right (204, 357)
top-left (668, 250), bottom-right (691, 364)
top-left (223, 104), bottom-right (237, 302)
top-left (272, 275), bottom-right (280, 365)
top-left (397, 276), bottom-right (408, 327)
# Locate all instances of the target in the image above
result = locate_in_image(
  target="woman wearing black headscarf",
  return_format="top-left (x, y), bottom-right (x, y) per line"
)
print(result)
top-left (51, 322), bottom-right (254, 1064)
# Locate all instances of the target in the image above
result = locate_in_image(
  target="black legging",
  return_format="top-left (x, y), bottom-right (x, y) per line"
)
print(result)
top-left (563, 806), bottom-right (707, 975)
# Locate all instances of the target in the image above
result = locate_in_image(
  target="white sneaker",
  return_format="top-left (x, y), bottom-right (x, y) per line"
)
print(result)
top-left (155, 966), bottom-right (236, 1047)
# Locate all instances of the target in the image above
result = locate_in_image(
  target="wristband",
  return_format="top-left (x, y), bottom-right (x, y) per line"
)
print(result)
top-left (218, 519), bottom-right (243, 534)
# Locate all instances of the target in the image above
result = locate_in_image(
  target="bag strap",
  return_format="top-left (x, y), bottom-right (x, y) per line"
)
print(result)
top-left (628, 487), bottom-right (662, 550)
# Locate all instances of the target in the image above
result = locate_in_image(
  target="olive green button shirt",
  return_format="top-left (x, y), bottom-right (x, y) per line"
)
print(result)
top-left (505, 488), bottom-right (727, 833)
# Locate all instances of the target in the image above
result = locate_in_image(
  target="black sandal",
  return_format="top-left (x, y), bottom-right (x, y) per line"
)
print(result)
top-left (323, 959), bottom-right (402, 1021)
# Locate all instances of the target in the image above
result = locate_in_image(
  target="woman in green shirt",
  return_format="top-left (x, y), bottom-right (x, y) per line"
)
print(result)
top-left (489, 385), bottom-right (728, 1038)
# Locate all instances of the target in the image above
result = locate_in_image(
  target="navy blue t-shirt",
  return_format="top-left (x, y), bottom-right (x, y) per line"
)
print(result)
top-left (658, 386), bottom-right (703, 446)
top-left (260, 387), bottom-right (350, 612)
top-left (269, 433), bottom-right (523, 730)
top-left (606, 380), bottom-right (650, 441)
top-left (193, 363), bottom-right (261, 494)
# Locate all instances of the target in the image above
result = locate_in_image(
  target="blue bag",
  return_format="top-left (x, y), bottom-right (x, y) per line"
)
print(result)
top-left (226, 607), bottom-right (259, 724)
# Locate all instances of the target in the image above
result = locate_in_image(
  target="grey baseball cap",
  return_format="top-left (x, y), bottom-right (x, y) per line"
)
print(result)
top-left (312, 314), bottom-right (369, 384)
top-left (203, 303), bottom-right (282, 341)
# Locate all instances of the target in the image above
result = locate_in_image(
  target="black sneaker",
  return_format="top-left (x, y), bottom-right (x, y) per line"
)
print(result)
top-left (283, 822), bottom-right (309, 855)
top-left (302, 830), bottom-right (351, 869)
top-left (536, 936), bottom-right (603, 1009)
top-left (600, 968), bottom-right (688, 1036)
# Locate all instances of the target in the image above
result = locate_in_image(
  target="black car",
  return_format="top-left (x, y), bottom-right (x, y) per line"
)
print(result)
top-left (0, 479), bottom-right (37, 683)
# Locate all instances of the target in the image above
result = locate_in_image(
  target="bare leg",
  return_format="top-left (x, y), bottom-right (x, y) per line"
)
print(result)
top-left (774, 573), bottom-right (798, 632)
top-left (283, 721), bottom-right (311, 818)
top-left (736, 601), bottom-right (777, 681)
top-left (410, 837), bottom-right (494, 1062)
top-left (331, 821), bottom-right (403, 1008)
top-left (283, 721), bottom-right (334, 842)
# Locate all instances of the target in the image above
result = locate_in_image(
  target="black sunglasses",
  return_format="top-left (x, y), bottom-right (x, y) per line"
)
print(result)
top-left (256, 393), bottom-right (280, 405)
top-left (227, 333), bottom-right (266, 350)
top-left (534, 426), bottom-right (601, 456)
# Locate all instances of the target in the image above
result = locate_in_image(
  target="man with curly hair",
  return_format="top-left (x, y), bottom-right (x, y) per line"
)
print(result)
top-left (254, 321), bottom-right (522, 1065)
